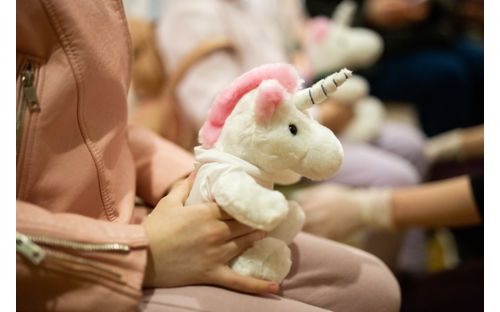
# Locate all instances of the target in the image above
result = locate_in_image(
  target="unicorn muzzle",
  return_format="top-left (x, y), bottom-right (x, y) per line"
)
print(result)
top-left (292, 126), bottom-right (344, 181)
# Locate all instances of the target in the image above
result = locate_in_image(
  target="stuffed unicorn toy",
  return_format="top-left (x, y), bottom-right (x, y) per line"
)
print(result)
top-left (185, 63), bottom-right (351, 283)
top-left (305, 0), bottom-right (386, 143)
top-left (328, 74), bottom-right (386, 143)
top-left (305, 0), bottom-right (383, 75)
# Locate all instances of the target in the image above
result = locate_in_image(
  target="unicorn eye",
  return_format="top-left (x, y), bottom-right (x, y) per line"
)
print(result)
top-left (289, 124), bottom-right (298, 136)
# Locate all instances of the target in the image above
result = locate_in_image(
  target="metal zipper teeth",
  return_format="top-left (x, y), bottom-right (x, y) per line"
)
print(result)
top-left (16, 61), bottom-right (40, 159)
top-left (27, 235), bottom-right (130, 253)
top-left (16, 233), bottom-right (124, 283)
top-left (15, 94), bottom-right (28, 158)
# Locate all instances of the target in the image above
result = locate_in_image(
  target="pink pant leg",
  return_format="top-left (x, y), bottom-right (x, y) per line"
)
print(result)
top-left (282, 232), bottom-right (401, 312)
top-left (332, 141), bottom-right (420, 187)
top-left (140, 286), bottom-right (329, 312)
top-left (374, 122), bottom-right (429, 177)
top-left (140, 233), bottom-right (400, 312)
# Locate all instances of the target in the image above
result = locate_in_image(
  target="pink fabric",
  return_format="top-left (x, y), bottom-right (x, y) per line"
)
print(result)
top-left (140, 233), bottom-right (401, 312)
top-left (16, 0), bottom-right (194, 310)
top-left (129, 125), bottom-right (195, 205)
top-left (331, 140), bottom-right (420, 187)
top-left (309, 17), bottom-right (331, 43)
top-left (333, 122), bottom-right (427, 188)
top-left (255, 79), bottom-right (285, 123)
top-left (199, 63), bottom-right (300, 147)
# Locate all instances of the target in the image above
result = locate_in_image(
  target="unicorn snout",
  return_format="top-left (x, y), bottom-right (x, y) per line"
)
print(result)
top-left (294, 127), bottom-right (344, 181)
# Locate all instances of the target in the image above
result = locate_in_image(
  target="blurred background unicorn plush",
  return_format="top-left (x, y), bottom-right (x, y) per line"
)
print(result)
top-left (304, 0), bottom-right (387, 144)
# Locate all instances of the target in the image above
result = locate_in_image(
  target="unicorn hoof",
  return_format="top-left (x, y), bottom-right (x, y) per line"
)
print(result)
top-left (230, 237), bottom-right (292, 283)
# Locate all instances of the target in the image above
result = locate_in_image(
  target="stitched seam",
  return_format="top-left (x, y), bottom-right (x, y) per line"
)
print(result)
top-left (39, 0), bottom-right (118, 221)
top-left (114, 0), bottom-right (133, 90)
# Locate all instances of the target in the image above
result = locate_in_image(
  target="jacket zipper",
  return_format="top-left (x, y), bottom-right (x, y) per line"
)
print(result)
top-left (27, 234), bottom-right (130, 253)
top-left (16, 232), bottom-right (130, 282)
top-left (16, 61), bottom-right (40, 160)
top-left (16, 232), bottom-right (46, 265)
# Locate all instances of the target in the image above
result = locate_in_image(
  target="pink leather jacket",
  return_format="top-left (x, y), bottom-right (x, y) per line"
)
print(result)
top-left (16, 0), bottom-right (194, 310)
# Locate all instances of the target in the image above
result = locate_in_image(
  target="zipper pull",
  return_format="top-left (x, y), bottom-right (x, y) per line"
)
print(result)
top-left (21, 63), bottom-right (40, 112)
top-left (16, 232), bottom-right (45, 265)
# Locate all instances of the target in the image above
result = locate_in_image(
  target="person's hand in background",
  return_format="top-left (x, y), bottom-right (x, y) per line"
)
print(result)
top-left (142, 175), bottom-right (279, 294)
top-left (295, 176), bottom-right (481, 242)
top-left (295, 184), bottom-right (393, 241)
top-left (317, 99), bottom-right (356, 134)
top-left (365, 0), bottom-right (431, 28)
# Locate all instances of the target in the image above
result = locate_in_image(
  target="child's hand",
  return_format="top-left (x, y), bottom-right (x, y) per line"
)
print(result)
top-left (142, 176), bottom-right (278, 294)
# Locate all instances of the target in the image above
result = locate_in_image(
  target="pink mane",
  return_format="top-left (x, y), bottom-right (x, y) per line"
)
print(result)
top-left (199, 63), bottom-right (302, 148)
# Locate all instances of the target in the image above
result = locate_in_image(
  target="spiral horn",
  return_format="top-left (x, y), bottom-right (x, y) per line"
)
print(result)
top-left (292, 68), bottom-right (352, 110)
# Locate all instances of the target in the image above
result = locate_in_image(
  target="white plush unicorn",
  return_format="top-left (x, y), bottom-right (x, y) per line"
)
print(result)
top-left (305, 0), bottom-right (383, 75)
top-left (305, 0), bottom-right (387, 143)
top-left (185, 63), bottom-right (351, 283)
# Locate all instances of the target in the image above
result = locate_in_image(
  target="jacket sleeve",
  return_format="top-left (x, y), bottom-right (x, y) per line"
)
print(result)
top-left (16, 200), bottom-right (149, 311)
top-left (128, 125), bottom-right (195, 206)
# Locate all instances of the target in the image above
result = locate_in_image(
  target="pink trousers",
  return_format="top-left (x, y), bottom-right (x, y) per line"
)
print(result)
top-left (334, 122), bottom-right (428, 188)
top-left (140, 232), bottom-right (401, 311)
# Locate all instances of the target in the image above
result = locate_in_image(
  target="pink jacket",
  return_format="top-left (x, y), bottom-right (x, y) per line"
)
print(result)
top-left (16, 0), bottom-right (193, 310)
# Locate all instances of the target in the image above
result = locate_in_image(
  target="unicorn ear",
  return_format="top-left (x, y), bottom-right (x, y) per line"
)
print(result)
top-left (254, 79), bottom-right (285, 123)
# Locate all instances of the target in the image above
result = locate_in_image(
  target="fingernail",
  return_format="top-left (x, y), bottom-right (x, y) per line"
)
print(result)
top-left (269, 283), bottom-right (280, 294)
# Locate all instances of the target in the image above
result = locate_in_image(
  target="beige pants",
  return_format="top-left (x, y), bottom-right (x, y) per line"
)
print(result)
top-left (140, 232), bottom-right (401, 311)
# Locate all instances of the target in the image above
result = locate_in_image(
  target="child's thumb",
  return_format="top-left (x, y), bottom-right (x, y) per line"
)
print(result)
top-left (164, 172), bottom-right (196, 206)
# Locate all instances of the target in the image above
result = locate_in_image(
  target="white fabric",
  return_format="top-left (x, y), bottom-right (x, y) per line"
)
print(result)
top-left (182, 63), bottom-right (346, 283)
top-left (213, 86), bottom-right (344, 181)
top-left (296, 184), bottom-right (394, 242)
top-left (341, 96), bottom-right (386, 143)
top-left (357, 189), bottom-right (394, 229)
top-left (330, 75), bottom-right (370, 104)
top-left (185, 147), bottom-right (305, 283)
top-left (305, 9), bottom-right (383, 74)
top-left (424, 129), bottom-right (464, 163)
top-left (187, 147), bottom-right (302, 204)
top-left (186, 146), bottom-right (275, 206)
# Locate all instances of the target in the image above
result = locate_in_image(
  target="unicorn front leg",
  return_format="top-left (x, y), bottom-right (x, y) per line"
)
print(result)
top-left (268, 200), bottom-right (305, 244)
top-left (210, 169), bottom-right (297, 283)
top-left (211, 169), bottom-right (289, 231)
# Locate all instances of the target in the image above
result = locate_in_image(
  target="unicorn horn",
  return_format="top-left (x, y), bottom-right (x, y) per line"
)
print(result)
top-left (332, 0), bottom-right (357, 26)
top-left (293, 68), bottom-right (352, 110)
